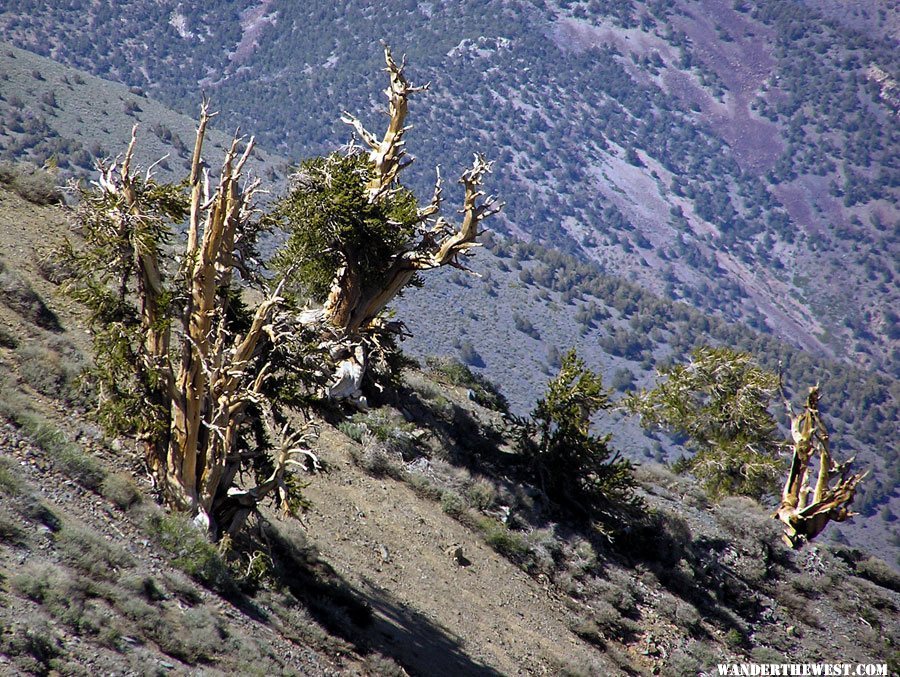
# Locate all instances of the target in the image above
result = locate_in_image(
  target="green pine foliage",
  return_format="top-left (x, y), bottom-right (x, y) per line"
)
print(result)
top-left (518, 350), bottom-right (638, 520)
top-left (272, 152), bottom-right (420, 303)
top-left (626, 346), bottom-right (785, 500)
top-left (56, 175), bottom-right (187, 439)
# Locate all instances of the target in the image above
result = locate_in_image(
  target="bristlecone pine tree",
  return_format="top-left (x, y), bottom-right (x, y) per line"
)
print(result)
top-left (773, 385), bottom-right (867, 548)
top-left (626, 347), bottom-right (786, 500)
top-left (60, 48), bottom-right (498, 537)
top-left (274, 47), bottom-right (501, 405)
top-left (60, 106), bottom-right (318, 538)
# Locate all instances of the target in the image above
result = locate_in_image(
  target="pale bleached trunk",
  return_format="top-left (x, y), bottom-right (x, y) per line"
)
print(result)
top-left (773, 387), bottom-right (867, 548)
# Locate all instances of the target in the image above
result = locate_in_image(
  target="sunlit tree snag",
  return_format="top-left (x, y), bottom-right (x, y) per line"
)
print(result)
top-left (60, 108), bottom-right (317, 538)
top-left (773, 386), bottom-right (867, 548)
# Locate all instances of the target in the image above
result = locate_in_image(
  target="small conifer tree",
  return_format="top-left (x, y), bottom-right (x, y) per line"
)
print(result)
top-left (518, 350), bottom-right (637, 519)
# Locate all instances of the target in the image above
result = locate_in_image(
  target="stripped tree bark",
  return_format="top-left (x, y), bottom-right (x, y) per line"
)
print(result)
top-left (772, 386), bottom-right (867, 548)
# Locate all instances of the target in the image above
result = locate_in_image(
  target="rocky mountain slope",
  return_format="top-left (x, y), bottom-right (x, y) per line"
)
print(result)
top-left (1, 181), bottom-right (898, 675)
top-left (0, 42), bottom-right (283, 186)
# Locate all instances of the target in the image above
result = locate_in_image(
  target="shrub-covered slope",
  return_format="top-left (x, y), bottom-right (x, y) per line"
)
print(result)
top-left (0, 42), bottom-right (283, 185)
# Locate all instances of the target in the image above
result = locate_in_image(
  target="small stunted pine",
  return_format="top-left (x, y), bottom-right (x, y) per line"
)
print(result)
top-left (625, 346), bottom-right (785, 500)
top-left (518, 350), bottom-right (638, 521)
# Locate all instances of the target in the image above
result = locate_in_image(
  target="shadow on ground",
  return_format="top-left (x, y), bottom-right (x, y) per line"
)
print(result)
top-left (265, 522), bottom-right (502, 676)
top-left (358, 576), bottom-right (503, 676)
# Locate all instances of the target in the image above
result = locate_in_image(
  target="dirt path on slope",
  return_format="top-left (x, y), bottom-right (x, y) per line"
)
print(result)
top-left (297, 428), bottom-right (611, 676)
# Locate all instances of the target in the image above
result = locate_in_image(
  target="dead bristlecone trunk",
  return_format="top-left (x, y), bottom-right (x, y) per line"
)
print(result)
top-left (302, 47), bottom-right (501, 405)
top-left (773, 386), bottom-right (867, 548)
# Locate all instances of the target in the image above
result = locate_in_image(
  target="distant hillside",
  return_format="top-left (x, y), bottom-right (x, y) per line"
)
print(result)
top-left (1, 0), bottom-right (896, 375)
top-left (0, 42), bottom-right (284, 185)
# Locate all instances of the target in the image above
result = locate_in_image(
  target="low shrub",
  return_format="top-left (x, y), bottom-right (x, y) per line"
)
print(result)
top-left (440, 490), bottom-right (467, 518)
top-left (348, 434), bottom-right (405, 479)
top-left (337, 419), bottom-right (366, 443)
top-left (347, 408), bottom-right (421, 461)
top-left (100, 472), bottom-right (142, 510)
top-left (362, 652), bottom-right (407, 677)
top-left (0, 511), bottom-right (27, 545)
top-left (568, 615), bottom-right (606, 647)
top-left (464, 478), bottom-right (497, 511)
top-left (714, 495), bottom-right (783, 544)
top-left (0, 322), bottom-right (16, 348)
top-left (0, 162), bottom-right (63, 205)
top-left (15, 342), bottom-right (83, 404)
top-left (478, 519), bottom-right (530, 560)
top-left (0, 455), bottom-right (25, 496)
top-left (142, 509), bottom-right (234, 594)
top-left (633, 462), bottom-right (706, 506)
top-left (11, 563), bottom-right (123, 645)
top-left (0, 375), bottom-right (29, 422)
top-left (724, 628), bottom-right (747, 649)
top-left (592, 572), bottom-right (640, 617)
top-left (853, 556), bottom-right (900, 593)
top-left (0, 618), bottom-right (62, 674)
top-left (16, 413), bottom-right (105, 490)
top-left (628, 509), bottom-right (691, 567)
top-left (666, 641), bottom-right (719, 677)
top-left (583, 599), bottom-right (639, 640)
top-left (154, 607), bottom-right (224, 664)
top-left (120, 574), bottom-right (167, 603)
top-left (751, 647), bottom-right (787, 663)
top-left (713, 495), bottom-right (790, 580)
top-left (772, 581), bottom-right (812, 618)
top-left (0, 404), bottom-right (105, 492)
top-left (0, 258), bottom-right (62, 331)
top-left (657, 596), bottom-right (703, 635)
top-left (35, 250), bottom-right (77, 285)
top-left (57, 525), bottom-right (134, 580)
top-left (406, 472), bottom-right (442, 501)
top-left (10, 564), bottom-right (59, 603)
top-left (425, 356), bottom-right (509, 412)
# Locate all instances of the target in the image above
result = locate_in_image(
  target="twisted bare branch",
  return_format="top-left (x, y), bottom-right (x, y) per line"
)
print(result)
top-left (773, 386), bottom-right (868, 548)
top-left (341, 46), bottom-right (428, 201)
